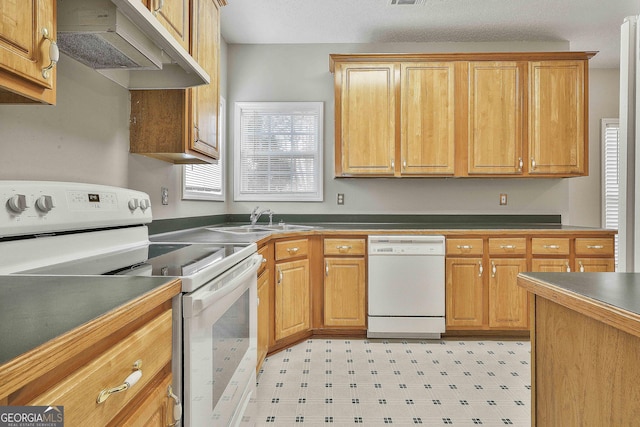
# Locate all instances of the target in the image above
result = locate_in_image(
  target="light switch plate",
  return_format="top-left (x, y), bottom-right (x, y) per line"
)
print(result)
top-left (161, 187), bottom-right (169, 205)
top-left (499, 193), bottom-right (508, 205)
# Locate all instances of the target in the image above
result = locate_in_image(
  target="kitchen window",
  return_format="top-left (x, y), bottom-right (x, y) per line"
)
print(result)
top-left (602, 118), bottom-right (619, 270)
top-left (183, 98), bottom-right (226, 201)
top-left (233, 102), bottom-right (323, 201)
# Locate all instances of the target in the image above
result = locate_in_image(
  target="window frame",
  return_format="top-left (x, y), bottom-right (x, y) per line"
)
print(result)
top-left (233, 101), bottom-right (324, 202)
top-left (182, 97), bottom-right (226, 201)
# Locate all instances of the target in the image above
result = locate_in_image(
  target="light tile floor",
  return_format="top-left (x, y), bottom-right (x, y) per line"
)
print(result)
top-left (243, 338), bottom-right (531, 426)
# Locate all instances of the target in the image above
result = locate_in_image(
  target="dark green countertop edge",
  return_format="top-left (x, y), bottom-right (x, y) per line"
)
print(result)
top-left (149, 214), bottom-right (561, 235)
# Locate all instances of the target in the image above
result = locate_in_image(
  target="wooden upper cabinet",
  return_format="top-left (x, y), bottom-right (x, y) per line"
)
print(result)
top-left (0, 0), bottom-right (56, 104)
top-left (148, 0), bottom-right (190, 50)
top-left (335, 63), bottom-right (397, 176)
top-left (528, 60), bottom-right (586, 175)
top-left (467, 61), bottom-right (524, 175)
top-left (129, 0), bottom-right (221, 163)
top-left (401, 62), bottom-right (456, 175)
top-left (330, 52), bottom-right (594, 178)
top-left (190, 0), bottom-right (220, 159)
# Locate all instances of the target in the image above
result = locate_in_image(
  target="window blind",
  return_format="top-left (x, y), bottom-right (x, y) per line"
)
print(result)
top-left (602, 118), bottom-right (619, 269)
top-left (234, 102), bottom-right (323, 201)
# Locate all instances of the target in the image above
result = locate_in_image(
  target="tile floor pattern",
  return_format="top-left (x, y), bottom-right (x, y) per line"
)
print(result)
top-left (242, 338), bottom-right (531, 426)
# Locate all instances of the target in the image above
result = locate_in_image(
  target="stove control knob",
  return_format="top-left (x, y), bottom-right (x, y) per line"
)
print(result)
top-left (128, 198), bottom-right (139, 211)
top-left (139, 199), bottom-right (150, 211)
top-left (35, 195), bottom-right (54, 213)
top-left (7, 194), bottom-right (27, 214)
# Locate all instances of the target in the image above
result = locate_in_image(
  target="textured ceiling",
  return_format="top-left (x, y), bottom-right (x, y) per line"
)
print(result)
top-left (220, 0), bottom-right (639, 68)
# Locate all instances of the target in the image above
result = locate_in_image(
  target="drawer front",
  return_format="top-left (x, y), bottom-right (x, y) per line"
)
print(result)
top-left (324, 238), bottom-right (366, 256)
top-left (575, 238), bottom-right (614, 256)
top-left (258, 245), bottom-right (269, 275)
top-left (275, 238), bottom-right (309, 260)
top-left (488, 238), bottom-right (526, 255)
top-left (28, 309), bottom-right (173, 427)
top-left (446, 238), bottom-right (484, 256)
top-left (531, 238), bottom-right (570, 255)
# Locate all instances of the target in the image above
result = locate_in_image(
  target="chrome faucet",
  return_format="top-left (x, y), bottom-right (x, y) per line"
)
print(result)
top-left (249, 206), bottom-right (274, 226)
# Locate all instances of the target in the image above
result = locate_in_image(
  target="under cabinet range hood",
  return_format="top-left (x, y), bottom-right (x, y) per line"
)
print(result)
top-left (56, 0), bottom-right (209, 89)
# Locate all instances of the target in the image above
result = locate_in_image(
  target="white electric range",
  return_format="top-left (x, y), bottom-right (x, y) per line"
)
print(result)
top-left (0, 181), bottom-right (259, 426)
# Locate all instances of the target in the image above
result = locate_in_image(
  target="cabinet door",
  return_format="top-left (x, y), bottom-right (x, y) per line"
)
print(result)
top-left (0, 0), bottom-right (56, 104)
top-left (488, 258), bottom-right (528, 329)
top-left (189, 0), bottom-right (220, 159)
top-left (445, 257), bottom-right (484, 327)
top-left (531, 258), bottom-right (571, 272)
top-left (576, 258), bottom-right (615, 272)
top-left (336, 63), bottom-right (396, 175)
top-left (150, 0), bottom-right (190, 50)
top-left (257, 269), bottom-right (270, 372)
top-left (324, 257), bottom-right (366, 327)
top-left (468, 62), bottom-right (523, 175)
top-left (528, 60), bottom-right (586, 175)
top-left (275, 259), bottom-right (310, 340)
top-left (400, 62), bottom-right (455, 175)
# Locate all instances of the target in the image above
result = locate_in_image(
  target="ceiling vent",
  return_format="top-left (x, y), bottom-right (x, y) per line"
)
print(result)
top-left (388, 0), bottom-right (426, 5)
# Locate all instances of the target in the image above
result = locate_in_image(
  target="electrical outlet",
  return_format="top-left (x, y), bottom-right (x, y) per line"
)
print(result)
top-left (337, 193), bottom-right (345, 205)
top-left (499, 193), bottom-right (508, 205)
top-left (161, 187), bottom-right (169, 205)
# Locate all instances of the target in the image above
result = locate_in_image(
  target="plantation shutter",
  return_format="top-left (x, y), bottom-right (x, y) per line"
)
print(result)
top-left (602, 118), bottom-right (619, 269)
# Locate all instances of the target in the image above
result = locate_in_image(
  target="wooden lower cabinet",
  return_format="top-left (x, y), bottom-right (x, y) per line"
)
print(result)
top-left (446, 257), bottom-right (484, 327)
top-left (324, 257), bottom-right (366, 327)
top-left (257, 267), bottom-right (270, 372)
top-left (576, 258), bottom-right (615, 272)
top-left (532, 258), bottom-right (571, 272)
top-left (275, 259), bottom-right (310, 341)
top-left (488, 258), bottom-right (528, 328)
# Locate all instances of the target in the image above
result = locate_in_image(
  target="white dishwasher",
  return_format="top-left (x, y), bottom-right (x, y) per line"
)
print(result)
top-left (368, 235), bottom-right (446, 339)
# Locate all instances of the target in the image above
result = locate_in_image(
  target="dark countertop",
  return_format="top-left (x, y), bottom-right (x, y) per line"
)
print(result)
top-left (0, 275), bottom-right (178, 365)
top-left (518, 272), bottom-right (640, 316)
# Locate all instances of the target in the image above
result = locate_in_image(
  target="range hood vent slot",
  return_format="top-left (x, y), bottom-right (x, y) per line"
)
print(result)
top-left (56, 0), bottom-right (209, 89)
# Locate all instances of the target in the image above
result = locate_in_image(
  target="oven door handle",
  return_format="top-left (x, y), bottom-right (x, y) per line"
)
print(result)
top-left (190, 254), bottom-right (262, 315)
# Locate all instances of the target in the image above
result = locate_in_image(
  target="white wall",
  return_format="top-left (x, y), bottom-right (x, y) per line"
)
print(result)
top-left (0, 39), bottom-right (621, 226)
top-left (227, 41), bottom-right (610, 223)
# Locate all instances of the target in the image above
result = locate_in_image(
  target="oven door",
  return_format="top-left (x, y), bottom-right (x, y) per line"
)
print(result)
top-left (182, 253), bottom-right (261, 427)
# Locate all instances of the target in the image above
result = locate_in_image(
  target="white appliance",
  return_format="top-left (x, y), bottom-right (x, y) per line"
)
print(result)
top-left (0, 181), bottom-right (259, 426)
top-left (56, 0), bottom-right (209, 89)
top-left (619, 16), bottom-right (640, 272)
top-left (367, 235), bottom-right (446, 339)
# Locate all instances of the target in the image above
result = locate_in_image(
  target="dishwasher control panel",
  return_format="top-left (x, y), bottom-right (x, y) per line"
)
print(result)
top-left (368, 235), bottom-right (445, 255)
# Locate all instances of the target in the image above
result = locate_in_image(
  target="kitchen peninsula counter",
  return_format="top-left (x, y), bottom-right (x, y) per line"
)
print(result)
top-left (0, 275), bottom-right (181, 401)
top-left (517, 272), bottom-right (640, 426)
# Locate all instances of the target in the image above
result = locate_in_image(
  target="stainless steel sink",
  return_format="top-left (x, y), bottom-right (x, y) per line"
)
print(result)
top-left (207, 223), bottom-right (314, 234)
top-left (262, 224), bottom-right (314, 231)
top-left (206, 225), bottom-right (272, 234)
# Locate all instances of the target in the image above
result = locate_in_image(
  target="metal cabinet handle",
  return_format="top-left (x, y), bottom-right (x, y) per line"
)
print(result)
top-left (403, 160), bottom-right (407, 170)
top-left (579, 261), bottom-right (585, 272)
top-left (478, 261), bottom-right (483, 277)
top-left (154, 0), bottom-right (165, 15)
top-left (336, 245), bottom-right (352, 252)
top-left (286, 247), bottom-right (299, 254)
top-left (491, 261), bottom-right (496, 278)
top-left (277, 267), bottom-right (283, 284)
top-left (531, 157), bottom-right (536, 170)
top-left (167, 385), bottom-right (182, 427)
top-left (193, 125), bottom-right (200, 143)
top-left (325, 261), bottom-right (329, 276)
top-left (97, 360), bottom-right (142, 404)
top-left (457, 245), bottom-right (473, 250)
top-left (500, 245), bottom-right (516, 249)
top-left (391, 159), bottom-right (395, 169)
top-left (543, 244), bottom-right (560, 249)
top-left (587, 245), bottom-right (604, 249)
top-left (41, 28), bottom-right (58, 79)
top-left (565, 262), bottom-right (571, 272)
top-left (518, 157), bottom-right (523, 172)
